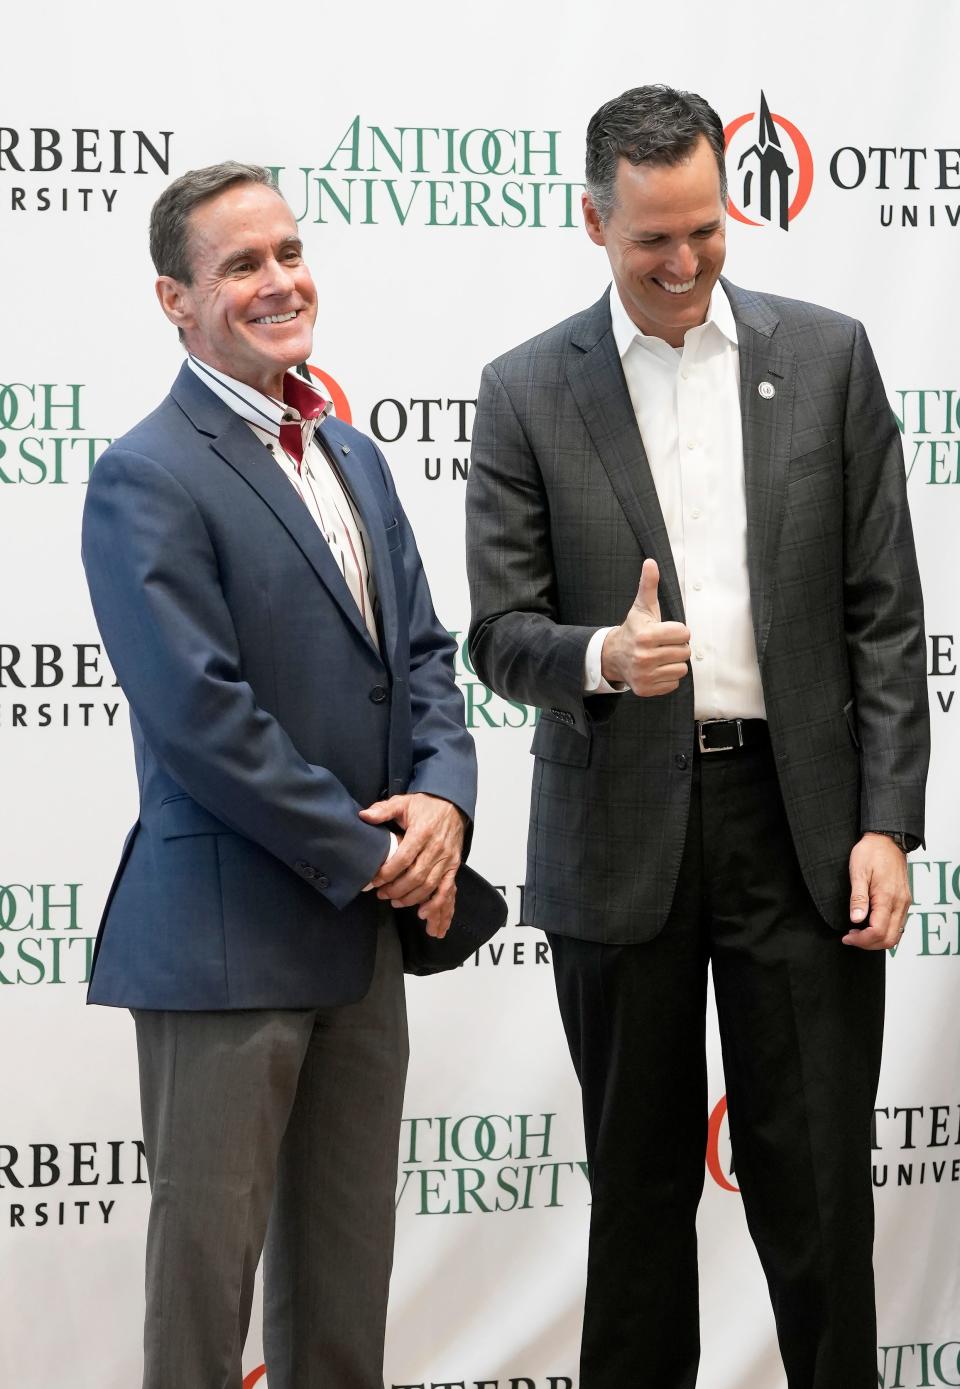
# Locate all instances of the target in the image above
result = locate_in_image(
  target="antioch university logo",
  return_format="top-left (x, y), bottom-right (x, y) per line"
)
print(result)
top-left (724, 92), bottom-right (814, 230)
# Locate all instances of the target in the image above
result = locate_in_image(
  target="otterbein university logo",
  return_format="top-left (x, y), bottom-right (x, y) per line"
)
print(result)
top-left (305, 365), bottom-right (352, 424)
top-left (724, 93), bottom-right (814, 230)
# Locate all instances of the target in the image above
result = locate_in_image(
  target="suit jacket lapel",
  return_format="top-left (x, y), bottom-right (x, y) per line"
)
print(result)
top-left (315, 420), bottom-right (401, 669)
top-left (566, 295), bottom-right (685, 624)
top-left (724, 280), bottom-right (796, 666)
top-left (171, 364), bottom-right (382, 658)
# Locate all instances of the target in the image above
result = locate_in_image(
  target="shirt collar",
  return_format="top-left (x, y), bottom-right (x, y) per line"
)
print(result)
top-left (186, 355), bottom-right (331, 441)
top-left (609, 280), bottom-right (738, 360)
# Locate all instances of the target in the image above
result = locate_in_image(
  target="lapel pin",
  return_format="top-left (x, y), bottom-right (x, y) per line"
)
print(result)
top-left (758, 381), bottom-right (776, 400)
top-left (340, 444), bottom-right (351, 455)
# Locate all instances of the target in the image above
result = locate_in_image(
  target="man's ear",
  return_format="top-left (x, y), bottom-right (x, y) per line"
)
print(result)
top-left (582, 191), bottom-right (607, 247)
top-left (155, 276), bottom-right (194, 333)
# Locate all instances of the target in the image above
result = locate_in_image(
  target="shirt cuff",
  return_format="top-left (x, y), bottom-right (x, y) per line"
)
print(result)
top-left (362, 831), bottom-right (398, 891)
top-left (584, 627), bottom-right (628, 694)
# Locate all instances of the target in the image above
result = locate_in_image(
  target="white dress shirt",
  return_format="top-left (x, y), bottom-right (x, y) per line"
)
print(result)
top-left (584, 283), bottom-right (766, 722)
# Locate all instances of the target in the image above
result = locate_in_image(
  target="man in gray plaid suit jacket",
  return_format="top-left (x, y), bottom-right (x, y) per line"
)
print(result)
top-left (466, 86), bottom-right (928, 1389)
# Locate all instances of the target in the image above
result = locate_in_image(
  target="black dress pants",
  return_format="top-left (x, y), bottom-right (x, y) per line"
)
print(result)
top-left (549, 732), bottom-right (884, 1389)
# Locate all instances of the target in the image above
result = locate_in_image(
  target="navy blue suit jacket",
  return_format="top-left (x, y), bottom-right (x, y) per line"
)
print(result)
top-left (82, 363), bottom-right (477, 1009)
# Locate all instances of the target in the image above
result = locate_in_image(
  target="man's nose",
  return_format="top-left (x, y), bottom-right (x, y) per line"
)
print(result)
top-left (260, 257), bottom-right (296, 295)
top-left (664, 243), bottom-right (698, 281)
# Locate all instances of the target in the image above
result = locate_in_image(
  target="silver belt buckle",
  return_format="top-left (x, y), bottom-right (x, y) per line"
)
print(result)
top-left (697, 718), bottom-right (743, 754)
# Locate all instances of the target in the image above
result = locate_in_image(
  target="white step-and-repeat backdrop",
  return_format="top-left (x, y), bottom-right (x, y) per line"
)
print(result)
top-left (3, 4), bottom-right (958, 1386)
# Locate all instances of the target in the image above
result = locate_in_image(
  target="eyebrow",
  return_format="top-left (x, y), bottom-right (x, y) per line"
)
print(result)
top-left (634, 220), bottom-right (723, 239)
top-left (215, 237), bottom-right (304, 275)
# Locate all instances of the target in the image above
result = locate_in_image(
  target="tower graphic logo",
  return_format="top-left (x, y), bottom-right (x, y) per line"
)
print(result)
top-left (724, 93), bottom-right (814, 230)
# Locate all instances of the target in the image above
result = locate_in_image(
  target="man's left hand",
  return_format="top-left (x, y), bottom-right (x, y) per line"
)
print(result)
top-left (842, 833), bottom-right (912, 950)
top-left (359, 792), bottom-right (466, 935)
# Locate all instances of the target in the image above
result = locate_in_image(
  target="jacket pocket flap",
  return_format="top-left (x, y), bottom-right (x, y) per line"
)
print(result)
top-left (788, 438), bottom-right (838, 483)
top-left (530, 717), bottom-right (591, 766)
top-left (160, 795), bottom-right (233, 840)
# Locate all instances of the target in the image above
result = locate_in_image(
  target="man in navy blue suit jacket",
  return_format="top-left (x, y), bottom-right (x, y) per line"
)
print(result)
top-left (82, 162), bottom-right (477, 1389)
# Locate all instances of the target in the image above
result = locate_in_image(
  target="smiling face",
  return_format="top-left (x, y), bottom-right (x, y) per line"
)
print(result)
top-left (155, 181), bottom-right (317, 398)
top-left (583, 135), bottom-right (726, 347)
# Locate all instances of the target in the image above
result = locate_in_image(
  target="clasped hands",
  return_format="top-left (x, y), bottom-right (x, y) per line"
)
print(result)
top-left (600, 558), bottom-right (911, 953)
top-left (359, 792), bottom-right (466, 939)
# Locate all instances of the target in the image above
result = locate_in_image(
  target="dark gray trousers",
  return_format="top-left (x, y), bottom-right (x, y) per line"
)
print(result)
top-left (133, 920), bottom-right (408, 1389)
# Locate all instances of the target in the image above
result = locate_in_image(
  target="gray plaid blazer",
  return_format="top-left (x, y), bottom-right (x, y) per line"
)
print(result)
top-left (465, 280), bottom-right (929, 942)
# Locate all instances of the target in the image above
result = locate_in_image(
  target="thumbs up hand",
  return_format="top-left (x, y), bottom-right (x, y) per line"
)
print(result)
top-left (634, 555), bottom-right (663, 622)
top-left (600, 558), bottom-right (691, 697)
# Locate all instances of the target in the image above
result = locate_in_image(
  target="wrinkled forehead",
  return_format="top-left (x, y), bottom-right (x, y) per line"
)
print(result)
top-left (185, 182), bottom-right (298, 274)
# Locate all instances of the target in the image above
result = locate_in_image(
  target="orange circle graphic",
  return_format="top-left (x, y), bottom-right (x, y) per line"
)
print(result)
top-left (306, 365), bottom-right (353, 425)
top-left (724, 113), bottom-right (760, 226)
top-left (706, 1094), bottom-right (739, 1193)
top-left (723, 111), bottom-right (814, 227)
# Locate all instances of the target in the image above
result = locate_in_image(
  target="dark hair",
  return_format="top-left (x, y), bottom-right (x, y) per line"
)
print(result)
top-left (585, 85), bottom-right (727, 221)
top-left (149, 161), bottom-right (278, 284)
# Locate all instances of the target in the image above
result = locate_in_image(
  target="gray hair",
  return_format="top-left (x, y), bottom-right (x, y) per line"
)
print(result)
top-left (149, 161), bottom-right (279, 284)
top-left (585, 85), bottom-right (727, 222)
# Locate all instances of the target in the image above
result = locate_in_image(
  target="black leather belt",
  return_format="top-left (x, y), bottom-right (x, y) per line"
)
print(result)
top-left (695, 718), bottom-right (769, 754)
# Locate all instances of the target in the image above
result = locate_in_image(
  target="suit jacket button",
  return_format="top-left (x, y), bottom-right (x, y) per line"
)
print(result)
top-left (316, 873), bottom-right (330, 888)
top-left (369, 685), bottom-right (389, 703)
top-left (674, 752), bottom-right (688, 770)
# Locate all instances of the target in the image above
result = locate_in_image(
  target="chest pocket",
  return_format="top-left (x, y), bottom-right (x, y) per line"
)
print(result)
top-left (788, 437), bottom-right (838, 484)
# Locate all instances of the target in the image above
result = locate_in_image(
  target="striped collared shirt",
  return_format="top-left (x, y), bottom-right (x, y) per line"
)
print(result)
top-left (187, 354), bottom-right (379, 646)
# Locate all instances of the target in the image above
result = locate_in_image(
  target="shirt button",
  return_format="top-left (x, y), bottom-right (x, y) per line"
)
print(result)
top-left (695, 649), bottom-right (705, 661)
top-left (674, 752), bottom-right (688, 770)
top-left (369, 685), bottom-right (389, 703)
top-left (686, 440), bottom-right (695, 450)
top-left (692, 580), bottom-right (703, 592)
top-left (691, 508), bottom-right (702, 520)
top-left (681, 369), bottom-right (689, 380)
